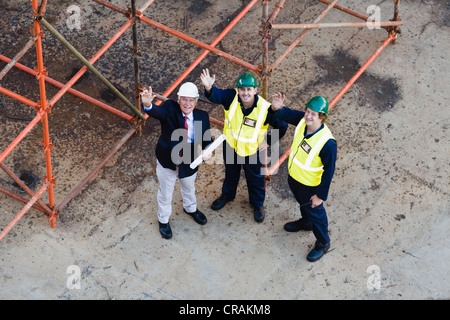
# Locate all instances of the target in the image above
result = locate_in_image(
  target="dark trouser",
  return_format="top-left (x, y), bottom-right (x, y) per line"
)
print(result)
top-left (288, 175), bottom-right (330, 244)
top-left (221, 142), bottom-right (265, 208)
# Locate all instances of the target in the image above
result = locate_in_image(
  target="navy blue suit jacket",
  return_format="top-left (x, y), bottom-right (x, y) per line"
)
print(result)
top-left (143, 99), bottom-right (213, 178)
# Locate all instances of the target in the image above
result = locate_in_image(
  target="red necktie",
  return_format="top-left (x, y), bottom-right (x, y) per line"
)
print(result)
top-left (180, 116), bottom-right (188, 158)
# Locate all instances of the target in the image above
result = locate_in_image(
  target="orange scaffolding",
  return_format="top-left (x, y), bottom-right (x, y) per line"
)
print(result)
top-left (0, 0), bottom-right (402, 241)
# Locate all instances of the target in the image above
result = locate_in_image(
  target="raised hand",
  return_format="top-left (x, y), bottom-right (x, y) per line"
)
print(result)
top-left (271, 92), bottom-right (285, 111)
top-left (200, 68), bottom-right (215, 91)
top-left (140, 86), bottom-right (157, 107)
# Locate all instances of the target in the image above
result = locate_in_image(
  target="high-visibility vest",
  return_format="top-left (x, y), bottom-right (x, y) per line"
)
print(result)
top-left (223, 90), bottom-right (270, 157)
top-left (288, 118), bottom-right (334, 186)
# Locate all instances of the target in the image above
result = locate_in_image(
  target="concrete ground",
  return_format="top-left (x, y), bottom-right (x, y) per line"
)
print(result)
top-left (0, 0), bottom-right (448, 300)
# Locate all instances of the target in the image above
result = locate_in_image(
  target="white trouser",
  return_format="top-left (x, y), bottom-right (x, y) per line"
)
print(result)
top-left (156, 160), bottom-right (197, 224)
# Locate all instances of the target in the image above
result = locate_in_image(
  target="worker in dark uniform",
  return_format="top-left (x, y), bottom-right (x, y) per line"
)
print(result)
top-left (271, 93), bottom-right (337, 262)
top-left (200, 69), bottom-right (287, 223)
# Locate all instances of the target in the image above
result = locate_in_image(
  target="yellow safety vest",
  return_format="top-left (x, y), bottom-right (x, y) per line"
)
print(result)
top-left (223, 90), bottom-right (270, 157)
top-left (288, 118), bottom-right (334, 186)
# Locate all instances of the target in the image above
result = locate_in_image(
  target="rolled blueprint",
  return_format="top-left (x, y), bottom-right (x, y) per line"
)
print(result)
top-left (190, 134), bottom-right (226, 169)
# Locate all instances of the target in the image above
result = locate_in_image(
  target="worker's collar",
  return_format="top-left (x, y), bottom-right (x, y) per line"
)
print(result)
top-left (238, 94), bottom-right (258, 110)
top-left (304, 124), bottom-right (324, 138)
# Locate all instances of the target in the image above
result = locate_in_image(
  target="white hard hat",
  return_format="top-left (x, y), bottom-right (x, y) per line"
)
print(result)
top-left (177, 82), bottom-right (199, 98)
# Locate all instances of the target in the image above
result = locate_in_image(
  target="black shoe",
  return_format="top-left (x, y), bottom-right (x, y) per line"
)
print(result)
top-left (184, 208), bottom-right (207, 225)
top-left (307, 241), bottom-right (330, 262)
top-left (284, 219), bottom-right (313, 232)
top-left (253, 206), bottom-right (265, 223)
top-left (158, 221), bottom-right (172, 239)
top-left (211, 194), bottom-right (232, 211)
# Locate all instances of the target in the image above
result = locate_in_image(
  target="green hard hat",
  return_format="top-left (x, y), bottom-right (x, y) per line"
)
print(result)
top-left (236, 73), bottom-right (258, 87)
top-left (305, 96), bottom-right (329, 114)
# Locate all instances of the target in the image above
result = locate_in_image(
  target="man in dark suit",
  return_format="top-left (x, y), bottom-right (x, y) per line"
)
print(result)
top-left (141, 82), bottom-right (213, 239)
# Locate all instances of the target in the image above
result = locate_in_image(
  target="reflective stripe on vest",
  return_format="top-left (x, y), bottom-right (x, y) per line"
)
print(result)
top-left (223, 90), bottom-right (270, 157)
top-left (288, 118), bottom-right (334, 186)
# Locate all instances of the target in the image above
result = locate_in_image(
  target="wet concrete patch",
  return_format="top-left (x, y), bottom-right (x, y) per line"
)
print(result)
top-left (99, 83), bottom-right (129, 103)
top-left (421, 0), bottom-right (450, 33)
top-left (11, 171), bottom-right (39, 193)
top-left (435, 1), bottom-right (450, 26)
top-left (187, 0), bottom-right (212, 15)
top-left (307, 49), bottom-right (401, 112)
top-left (65, 66), bottom-right (91, 85)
